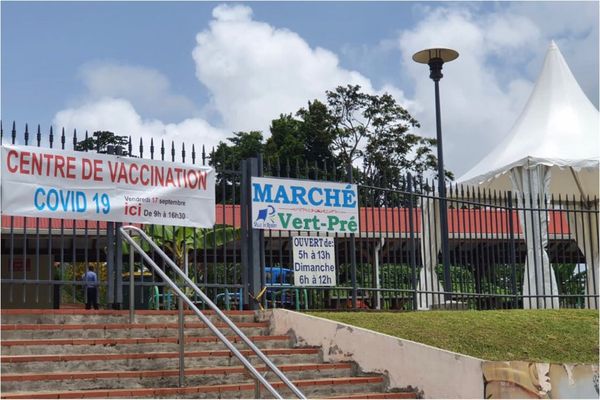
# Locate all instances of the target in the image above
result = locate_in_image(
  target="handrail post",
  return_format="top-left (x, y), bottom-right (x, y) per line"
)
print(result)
top-left (178, 243), bottom-right (187, 387)
top-left (254, 377), bottom-right (261, 399)
top-left (129, 246), bottom-right (135, 324)
top-left (178, 296), bottom-right (184, 387)
top-left (119, 226), bottom-right (304, 399)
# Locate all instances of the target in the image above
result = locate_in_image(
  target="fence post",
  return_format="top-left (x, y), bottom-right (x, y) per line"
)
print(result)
top-left (257, 154), bottom-right (266, 309)
top-left (440, 179), bottom-right (453, 303)
top-left (114, 145), bottom-right (124, 309)
top-left (347, 164), bottom-right (357, 310)
top-left (507, 191), bottom-right (518, 309)
top-left (407, 174), bottom-right (418, 311)
top-left (105, 145), bottom-right (116, 308)
top-left (240, 160), bottom-right (250, 307)
top-left (241, 156), bottom-right (263, 310)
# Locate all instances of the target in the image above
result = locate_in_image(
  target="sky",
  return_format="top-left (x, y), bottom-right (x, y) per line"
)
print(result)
top-left (2, 1), bottom-right (598, 178)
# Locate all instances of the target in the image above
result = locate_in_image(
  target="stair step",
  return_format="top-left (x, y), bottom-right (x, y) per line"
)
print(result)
top-left (1, 321), bottom-right (266, 331)
top-left (1, 335), bottom-right (292, 355)
top-left (0, 309), bottom-right (254, 316)
top-left (0, 376), bottom-right (385, 399)
top-left (1, 347), bottom-right (319, 363)
top-left (327, 392), bottom-right (418, 399)
top-left (0, 322), bottom-right (269, 340)
top-left (1, 363), bottom-right (354, 392)
top-left (1, 348), bottom-right (322, 374)
top-left (0, 309), bottom-right (402, 398)
top-left (0, 309), bottom-right (255, 325)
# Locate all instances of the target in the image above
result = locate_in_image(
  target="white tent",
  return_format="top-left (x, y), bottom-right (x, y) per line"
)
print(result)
top-left (417, 198), bottom-right (442, 309)
top-left (458, 41), bottom-right (600, 309)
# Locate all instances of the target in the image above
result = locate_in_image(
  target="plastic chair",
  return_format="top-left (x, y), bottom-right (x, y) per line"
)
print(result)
top-left (215, 288), bottom-right (244, 311)
top-left (148, 286), bottom-right (174, 310)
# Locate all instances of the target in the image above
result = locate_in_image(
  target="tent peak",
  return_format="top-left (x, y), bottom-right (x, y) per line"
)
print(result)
top-left (458, 41), bottom-right (599, 187)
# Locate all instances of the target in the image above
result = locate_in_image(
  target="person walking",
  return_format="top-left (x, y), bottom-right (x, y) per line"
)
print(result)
top-left (83, 266), bottom-right (99, 310)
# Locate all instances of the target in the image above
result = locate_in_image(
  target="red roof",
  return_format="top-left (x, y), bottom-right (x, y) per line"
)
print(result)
top-left (1, 205), bottom-right (571, 235)
top-left (1, 216), bottom-right (108, 231)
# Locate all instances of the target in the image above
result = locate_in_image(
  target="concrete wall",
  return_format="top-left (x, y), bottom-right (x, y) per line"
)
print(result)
top-left (265, 309), bottom-right (485, 399)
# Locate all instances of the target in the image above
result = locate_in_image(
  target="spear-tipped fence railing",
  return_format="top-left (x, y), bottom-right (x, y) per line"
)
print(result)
top-left (1, 121), bottom-right (598, 311)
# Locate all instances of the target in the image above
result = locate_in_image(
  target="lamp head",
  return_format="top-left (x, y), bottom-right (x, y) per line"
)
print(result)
top-left (412, 48), bottom-right (459, 81)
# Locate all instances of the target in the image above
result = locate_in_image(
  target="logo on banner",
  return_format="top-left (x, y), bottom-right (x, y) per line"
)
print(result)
top-left (254, 205), bottom-right (277, 228)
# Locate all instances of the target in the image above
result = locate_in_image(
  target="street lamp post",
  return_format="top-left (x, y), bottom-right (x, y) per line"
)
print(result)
top-left (412, 48), bottom-right (459, 302)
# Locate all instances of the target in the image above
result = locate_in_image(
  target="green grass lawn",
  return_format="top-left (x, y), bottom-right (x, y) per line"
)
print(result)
top-left (308, 310), bottom-right (599, 363)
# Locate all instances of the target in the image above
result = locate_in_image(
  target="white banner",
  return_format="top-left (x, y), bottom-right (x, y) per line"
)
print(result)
top-left (251, 177), bottom-right (358, 234)
top-left (292, 236), bottom-right (336, 286)
top-left (1, 145), bottom-right (215, 227)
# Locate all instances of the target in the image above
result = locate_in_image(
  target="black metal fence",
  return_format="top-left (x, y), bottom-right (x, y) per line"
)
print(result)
top-left (1, 123), bottom-right (598, 311)
top-left (259, 156), bottom-right (598, 311)
top-left (1, 123), bottom-right (245, 311)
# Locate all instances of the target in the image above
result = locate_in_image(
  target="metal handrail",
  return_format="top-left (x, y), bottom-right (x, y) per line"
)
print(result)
top-left (120, 225), bottom-right (305, 400)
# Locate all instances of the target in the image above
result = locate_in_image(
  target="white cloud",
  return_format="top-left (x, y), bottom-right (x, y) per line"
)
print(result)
top-left (55, 4), bottom-right (412, 154)
top-left (53, 62), bottom-right (227, 156)
top-left (52, 3), bottom-right (597, 177)
top-left (484, 13), bottom-right (541, 53)
top-left (78, 63), bottom-right (198, 122)
top-left (506, 2), bottom-right (597, 38)
top-left (397, 7), bottom-right (543, 176)
top-left (396, 4), bottom-right (598, 177)
top-left (54, 98), bottom-right (225, 158)
top-left (191, 4), bottom-right (382, 132)
top-left (508, 2), bottom-right (599, 107)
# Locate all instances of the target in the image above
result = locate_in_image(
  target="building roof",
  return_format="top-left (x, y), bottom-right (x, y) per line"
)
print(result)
top-left (2, 204), bottom-right (572, 236)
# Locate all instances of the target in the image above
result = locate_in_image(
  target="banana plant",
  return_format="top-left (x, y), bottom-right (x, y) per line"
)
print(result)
top-left (123, 224), bottom-right (241, 303)
top-left (123, 224), bottom-right (241, 268)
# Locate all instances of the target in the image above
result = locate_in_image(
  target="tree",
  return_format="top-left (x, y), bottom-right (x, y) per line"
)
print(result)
top-left (211, 85), bottom-right (452, 204)
top-left (210, 131), bottom-right (264, 203)
top-left (325, 85), bottom-right (452, 188)
top-left (265, 100), bottom-right (338, 178)
top-left (75, 131), bottom-right (130, 155)
top-left (264, 114), bottom-right (304, 171)
top-left (210, 131), bottom-right (264, 171)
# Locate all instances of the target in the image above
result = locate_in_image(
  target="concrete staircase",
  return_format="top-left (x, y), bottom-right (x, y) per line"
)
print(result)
top-left (1, 309), bottom-right (417, 399)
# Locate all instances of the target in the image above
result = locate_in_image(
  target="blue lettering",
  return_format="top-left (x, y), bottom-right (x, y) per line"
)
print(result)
top-left (324, 189), bottom-right (341, 207)
top-left (47, 189), bottom-right (59, 211)
top-left (290, 186), bottom-right (307, 205)
top-left (59, 190), bottom-right (72, 211)
top-left (34, 188), bottom-right (46, 210)
top-left (76, 191), bottom-right (87, 213)
top-left (308, 188), bottom-right (323, 206)
top-left (274, 185), bottom-right (291, 204)
top-left (252, 183), bottom-right (273, 203)
top-left (342, 185), bottom-right (357, 208)
top-left (253, 182), bottom-right (354, 208)
top-left (32, 188), bottom-right (89, 213)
